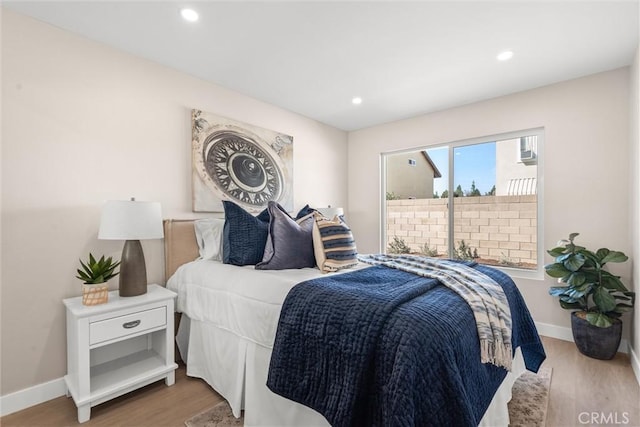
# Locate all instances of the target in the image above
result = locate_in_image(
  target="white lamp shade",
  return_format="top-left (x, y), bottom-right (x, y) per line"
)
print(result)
top-left (98, 200), bottom-right (164, 240)
top-left (317, 207), bottom-right (344, 219)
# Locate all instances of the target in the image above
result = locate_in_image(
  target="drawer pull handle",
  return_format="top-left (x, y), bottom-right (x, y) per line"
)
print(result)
top-left (123, 320), bottom-right (141, 329)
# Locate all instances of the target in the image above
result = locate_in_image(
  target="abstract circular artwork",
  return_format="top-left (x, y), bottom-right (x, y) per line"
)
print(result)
top-left (204, 132), bottom-right (283, 206)
top-left (191, 110), bottom-right (293, 212)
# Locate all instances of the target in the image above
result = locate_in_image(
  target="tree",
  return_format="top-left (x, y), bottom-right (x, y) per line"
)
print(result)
top-left (466, 181), bottom-right (481, 197)
top-left (454, 184), bottom-right (464, 198)
top-left (441, 190), bottom-right (449, 199)
top-left (433, 191), bottom-right (439, 199)
top-left (485, 185), bottom-right (496, 196)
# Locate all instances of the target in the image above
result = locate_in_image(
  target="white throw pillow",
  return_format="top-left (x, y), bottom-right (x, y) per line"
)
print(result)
top-left (194, 218), bottom-right (225, 261)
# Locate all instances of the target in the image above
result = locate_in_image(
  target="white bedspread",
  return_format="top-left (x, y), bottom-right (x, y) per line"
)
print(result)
top-left (167, 260), bottom-right (364, 349)
top-left (167, 259), bottom-right (525, 426)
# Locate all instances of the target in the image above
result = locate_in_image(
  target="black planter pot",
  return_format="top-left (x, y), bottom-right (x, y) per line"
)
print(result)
top-left (571, 312), bottom-right (622, 360)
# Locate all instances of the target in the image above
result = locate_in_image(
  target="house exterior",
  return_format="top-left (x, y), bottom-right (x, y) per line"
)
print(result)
top-left (386, 151), bottom-right (442, 199)
top-left (495, 136), bottom-right (538, 196)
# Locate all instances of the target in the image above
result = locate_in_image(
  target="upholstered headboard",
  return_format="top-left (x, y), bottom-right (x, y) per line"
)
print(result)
top-left (163, 219), bottom-right (199, 281)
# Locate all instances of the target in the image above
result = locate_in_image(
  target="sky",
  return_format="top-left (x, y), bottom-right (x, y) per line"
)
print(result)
top-left (427, 142), bottom-right (496, 196)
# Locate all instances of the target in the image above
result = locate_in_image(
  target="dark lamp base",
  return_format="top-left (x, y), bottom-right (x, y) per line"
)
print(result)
top-left (119, 240), bottom-right (148, 297)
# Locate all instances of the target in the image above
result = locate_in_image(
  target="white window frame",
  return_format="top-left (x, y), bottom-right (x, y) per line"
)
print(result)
top-left (380, 128), bottom-right (545, 280)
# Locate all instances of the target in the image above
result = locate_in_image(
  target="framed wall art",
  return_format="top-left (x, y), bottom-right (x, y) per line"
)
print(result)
top-left (191, 110), bottom-right (293, 213)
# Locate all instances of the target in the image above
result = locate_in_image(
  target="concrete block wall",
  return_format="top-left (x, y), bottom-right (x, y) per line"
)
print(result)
top-left (386, 195), bottom-right (537, 267)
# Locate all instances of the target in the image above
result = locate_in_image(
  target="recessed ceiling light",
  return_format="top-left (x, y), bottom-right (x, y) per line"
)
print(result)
top-left (497, 51), bottom-right (514, 61)
top-left (180, 8), bottom-right (199, 22)
top-left (352, 97), bottom-right (363, 105)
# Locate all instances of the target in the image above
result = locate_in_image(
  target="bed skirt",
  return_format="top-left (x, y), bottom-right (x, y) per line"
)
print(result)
top-left (177, 315), bottom-right (526, 427)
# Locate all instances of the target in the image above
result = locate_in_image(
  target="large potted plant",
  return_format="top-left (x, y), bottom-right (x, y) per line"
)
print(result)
top-left (545, 233), bottom-right (635, 359)
top-left (76, 253), bottom-right (121, 305)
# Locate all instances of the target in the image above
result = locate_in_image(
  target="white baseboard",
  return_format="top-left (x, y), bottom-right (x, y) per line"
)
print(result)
top-left (630, 344), bottom-right (640, 387)
top-left (535, 321), bottom-right (574, 343)
top-left (0, 377), bottom-right (66, 417)
top-left (535, 321), bottom-right (629, 354)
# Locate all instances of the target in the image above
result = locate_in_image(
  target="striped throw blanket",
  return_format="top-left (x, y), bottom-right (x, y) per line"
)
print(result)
top-left (358, 254), bottom-right (513, 370)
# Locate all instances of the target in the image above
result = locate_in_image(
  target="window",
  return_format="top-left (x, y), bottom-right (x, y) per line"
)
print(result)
top-left (519, 136), bottom-right (537, 164)
top-left (383, 129), bottom-right (543, 277)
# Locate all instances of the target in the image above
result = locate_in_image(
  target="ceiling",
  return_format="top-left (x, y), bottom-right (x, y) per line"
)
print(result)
top-left (3, 1), bottom-right (639, 131)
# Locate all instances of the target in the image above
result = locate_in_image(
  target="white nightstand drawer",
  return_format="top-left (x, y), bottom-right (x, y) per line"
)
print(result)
top-left (90, 307), bottom-right (166, 345)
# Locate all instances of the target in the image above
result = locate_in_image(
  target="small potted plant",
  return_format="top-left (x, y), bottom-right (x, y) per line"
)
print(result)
top-left (76, 253), bottom-right (121, 305)
top-left (545, 233), bottom-right (635, 359)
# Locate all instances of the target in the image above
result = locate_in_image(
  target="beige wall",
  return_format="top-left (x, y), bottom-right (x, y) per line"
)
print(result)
top-left (1, 10), bottom-right (348, 395)
top-left (348, 68), bottom-right (631, 336)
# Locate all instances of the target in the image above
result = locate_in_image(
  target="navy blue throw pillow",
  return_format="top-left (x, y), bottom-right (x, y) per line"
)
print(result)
top-left (295, 204), bottom-right (316, 219)
top-left (222, 201), bottom-right (270, 266)
top-left (256, 202), bottom-right (315, 270)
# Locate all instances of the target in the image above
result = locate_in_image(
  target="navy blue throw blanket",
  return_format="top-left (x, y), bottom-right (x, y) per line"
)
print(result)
top-left (267, 264), bottom-right (545, 427)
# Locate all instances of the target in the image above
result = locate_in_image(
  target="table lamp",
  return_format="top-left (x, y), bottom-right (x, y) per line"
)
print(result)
top-left (317, 206), bottom-right (344, 219)
top-left (98, 198), bottom-right (164, 297)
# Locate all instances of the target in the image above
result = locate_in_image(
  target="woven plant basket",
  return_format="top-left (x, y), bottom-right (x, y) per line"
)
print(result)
top-left (82, 283), bottom-right (109, 306)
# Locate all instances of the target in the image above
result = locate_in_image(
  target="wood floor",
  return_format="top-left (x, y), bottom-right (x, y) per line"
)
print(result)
top-left (2, 336), bottom-right (639, 427)
top-left (1, 365), bottom-right (224, 427)
top-left (541, 336), bottom-right (640, 427)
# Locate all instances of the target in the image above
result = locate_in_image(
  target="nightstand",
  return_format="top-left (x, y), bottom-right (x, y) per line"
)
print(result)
top-left (63, 284), bottom-right (178, 423)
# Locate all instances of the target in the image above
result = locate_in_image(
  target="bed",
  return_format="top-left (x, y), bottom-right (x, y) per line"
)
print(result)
top-left (164, 215), bottom-right (544, 427)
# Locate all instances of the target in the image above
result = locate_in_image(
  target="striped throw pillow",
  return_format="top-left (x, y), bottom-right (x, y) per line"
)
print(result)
top-left (312, 211), bottom-right (358, 273)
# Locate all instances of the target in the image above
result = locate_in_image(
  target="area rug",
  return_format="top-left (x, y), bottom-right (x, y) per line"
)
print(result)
top-left (184, 401), bottom-right (242, 427)
top-left (508, 366), bottom-right (553, 427)
top-left (186, 367), bottom-right (552, 427)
